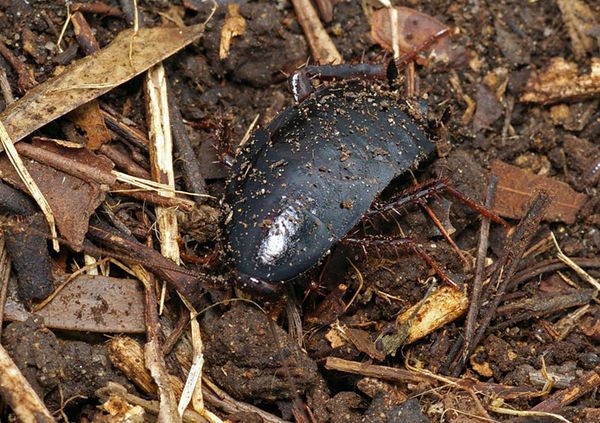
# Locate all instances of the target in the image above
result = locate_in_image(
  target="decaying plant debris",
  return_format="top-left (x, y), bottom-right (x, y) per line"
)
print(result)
top-left (0, 0), bottom-right (599, 422)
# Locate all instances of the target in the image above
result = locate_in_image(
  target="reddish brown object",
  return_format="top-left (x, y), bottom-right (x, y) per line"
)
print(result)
top-left (0, 143), bottom-right (110, 249)
top-left (370, 7), bottom-right (453, 65)
top-left (0, 40), bottom-right (37, 92)
top-left (71, 2), bottom-right (124, 17)
top-left (490, 160), bottom-right (587, 224)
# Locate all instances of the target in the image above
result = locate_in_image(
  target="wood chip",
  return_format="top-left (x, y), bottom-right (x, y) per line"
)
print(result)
top-left (390, 286), bottom-right (468, 347)
top-left (4, 275), bottom-right (145, 333)
top-left (520, 57), bottom-right (600, 104)
top-left (490, 160), bottom-right (587, 224)
top-left (473, 83), bottom-right (503, 131)
top-left (557, 0), bottom-right (599, 59)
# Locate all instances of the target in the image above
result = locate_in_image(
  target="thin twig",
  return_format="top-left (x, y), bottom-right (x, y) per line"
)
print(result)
top-left (0, 238), bottom-right (9, 339)
top-left (0, 67), bottom-right (15, 105)
top-left (168, 81), bottom-right (208, 203)
top-left (450, 175), bottom-right (498, 376)
top-left (291, 0), bottom-right (342, 64)
top-left (551, 231), bottom-right (600, 290)
top-left (0, 40), bottom-right (36, 91)
top-left (325, 356), bottom-right (539, 400)
top-left (509, 257), bottom-right (600, 288)
top-left (464, 192), bottom-right (552, 365)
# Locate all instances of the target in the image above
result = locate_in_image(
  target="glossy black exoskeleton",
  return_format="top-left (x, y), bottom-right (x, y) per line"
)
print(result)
top-left (224, 76), bottom-right (435, 295)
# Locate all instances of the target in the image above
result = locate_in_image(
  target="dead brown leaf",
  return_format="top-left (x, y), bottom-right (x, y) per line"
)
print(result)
top-left (0, 140), bottom-right (114, 248)
top-left (557, 0), bottom-right (598, 59)
top-left (491, 160), bottom-right (587, 224)
top-left (369, 7), bottom-right (462, 66)
top-left (521, 57), bottom-right (600, 104)
top-left (68, 101), bottom-right (112, 150)
top-left (473, 83), bottom-right (503, 131)
top-left (0, 24), bottom-right (208, 144)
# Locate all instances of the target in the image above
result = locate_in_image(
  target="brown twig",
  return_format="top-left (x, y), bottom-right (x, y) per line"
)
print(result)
top-left (162, 308), bottom-right (191, 355)
top-left (314, 0), bottom-right (333, 23)
top-left (463, 192), bottom-right (552, 367)
top-left (168, 81), bottom-right (208, 203)
top-left (71, 11), bottom-right (100, 55)
top-left (291, 0), bottom-right (342, 65)
top-left (101, 108), bottom-right (151, 152)
top-left (491, 288), bottom-right (596, 331)
top-left (15, 141), bottom-right (116, 186)
top-left (113, 183), bottom-right (196, 211)
top-left (142, 272), bottom-right (181, 423)
top-left (202, 378), bottom-right (289, 423)
top-left (99, 143), bottom-right (151, 179)
top-left (0, 238), bottom-right (9, 339)
top-left (449, 174), bottom-right (498, 376)
top-left (325, 357), bottom-right (539, 401)
top-left (0, 40), bottom-right (36, 92)
top-left (15, 141), bottom-right (195, 211)
top-left (71, 2), bottom-right (125, 17)
top-left (86, 221), bottom-right (213, 301)
top-left (509, 257), bottom-right (600, 288)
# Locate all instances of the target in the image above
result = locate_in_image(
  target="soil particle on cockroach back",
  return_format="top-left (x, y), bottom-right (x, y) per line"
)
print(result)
top-left (1, 0), bottom-right (600, 422)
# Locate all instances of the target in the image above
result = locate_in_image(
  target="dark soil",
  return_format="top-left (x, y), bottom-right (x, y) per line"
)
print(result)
top-left (0, 0), bottom-right (599, 422)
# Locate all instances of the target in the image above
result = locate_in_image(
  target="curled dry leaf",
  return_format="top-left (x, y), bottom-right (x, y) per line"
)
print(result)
top-left (369, 7), bottom-right (463, 66)
top-left (219, 3), bottom-right (246, 59)
top-left (490, 160), bottom-right (587, 224)
top-left (521, 57), bottom-right (600, 104)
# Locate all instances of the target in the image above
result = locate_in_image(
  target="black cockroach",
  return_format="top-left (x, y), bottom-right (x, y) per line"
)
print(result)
top-left (223, 29), bottom-right (505, 297)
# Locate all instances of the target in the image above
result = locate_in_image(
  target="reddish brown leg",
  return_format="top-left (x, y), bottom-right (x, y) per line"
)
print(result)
top-left (365, 175), bottom-right (507, 227)
top-left (419, 200), bottom-right (470, 268)
top-left (289, 27), bottom-right (451, 103)
top-left (343, 235), bottom-right (459, 288)
top-left (348, 175), bottom-right (508, 286)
